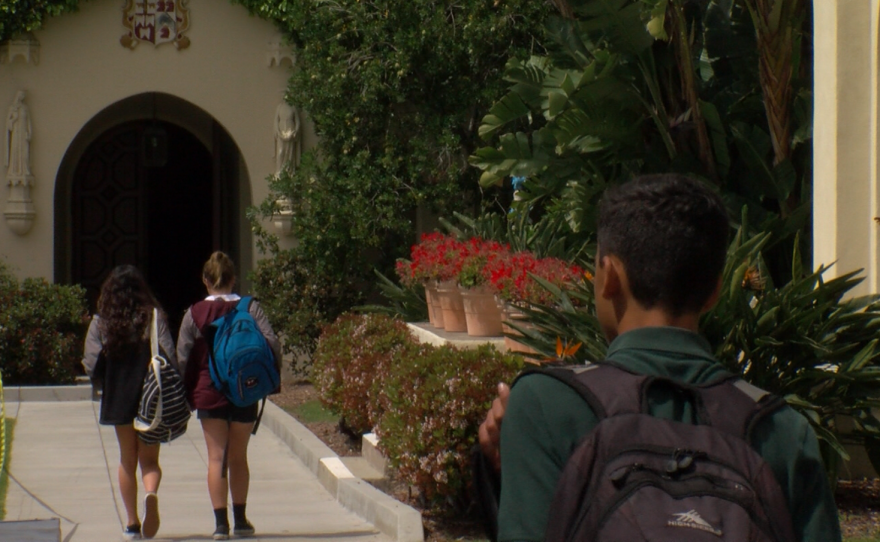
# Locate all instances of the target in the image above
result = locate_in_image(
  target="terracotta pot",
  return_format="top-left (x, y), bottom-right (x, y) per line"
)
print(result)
top-left (424, 287), bottom-right (434, 326)
top-left (460, 285), bottom-right (503, 336)
top-left (502, 304), bottom-right (539, 355)
top-left (424, 281), bottom-right (444, 328)
top-left (436, 280), bottom-right (467, 332)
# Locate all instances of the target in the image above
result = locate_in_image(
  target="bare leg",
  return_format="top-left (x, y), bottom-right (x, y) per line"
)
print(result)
top-left (226, 421), bottom-right (254, 505)
top-left (138, 440), bottom-right (162, 494)
top-left (138, 439), bottom-right (162, 538)
top-left (201, 418), bottom-right (230, 509)
top-left (115, 425), bottom-right (140, 527)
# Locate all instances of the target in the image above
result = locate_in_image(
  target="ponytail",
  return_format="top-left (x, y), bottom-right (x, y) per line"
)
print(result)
top-left (202, 251), bottom-right (236, 291)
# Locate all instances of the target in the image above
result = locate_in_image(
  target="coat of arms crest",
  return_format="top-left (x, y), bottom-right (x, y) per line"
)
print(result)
top-left (121, 0), bottom-right (191, 50)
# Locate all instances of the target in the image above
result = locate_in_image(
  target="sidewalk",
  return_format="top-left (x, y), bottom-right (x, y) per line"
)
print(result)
top-left (2, 387), bottom-right (421, 542)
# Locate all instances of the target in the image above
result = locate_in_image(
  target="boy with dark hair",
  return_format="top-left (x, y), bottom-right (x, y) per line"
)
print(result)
top-left (493, 174), bottom-right (841, 541)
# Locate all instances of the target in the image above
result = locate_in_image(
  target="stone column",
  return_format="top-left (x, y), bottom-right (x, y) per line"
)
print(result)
top-left (812, 0), bottom-right (880, 295)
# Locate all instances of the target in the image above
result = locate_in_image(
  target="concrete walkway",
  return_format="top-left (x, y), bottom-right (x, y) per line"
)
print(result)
top-left (2, 387), bottom-right (423, 542)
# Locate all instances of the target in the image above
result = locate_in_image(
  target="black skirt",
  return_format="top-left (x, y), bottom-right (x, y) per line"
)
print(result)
top-left (98, 342), bottom-right (151, 426)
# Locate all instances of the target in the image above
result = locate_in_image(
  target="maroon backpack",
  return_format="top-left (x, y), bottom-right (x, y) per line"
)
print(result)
top-left (527, 362), bottom-right (797, 542)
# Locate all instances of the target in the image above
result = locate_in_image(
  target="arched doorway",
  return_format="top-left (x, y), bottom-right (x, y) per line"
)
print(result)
top-left (56, 93), bottom-right (248, 336)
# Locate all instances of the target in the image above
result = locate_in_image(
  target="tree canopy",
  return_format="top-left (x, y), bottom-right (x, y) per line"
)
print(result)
top-left (239, 0), bottom-right (552, 352)
top-left (0, 0), bottom-right (81, 42)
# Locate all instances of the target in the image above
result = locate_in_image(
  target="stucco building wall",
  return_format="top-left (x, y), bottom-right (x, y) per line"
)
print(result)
top-left (0, 0), bottom-right (304, 280)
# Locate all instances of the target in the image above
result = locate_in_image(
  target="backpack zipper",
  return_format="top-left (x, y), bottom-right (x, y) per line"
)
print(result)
top-left (568, 447), bottom-right (780, 542)
top-left (606, 445), bottom-right (755, 489)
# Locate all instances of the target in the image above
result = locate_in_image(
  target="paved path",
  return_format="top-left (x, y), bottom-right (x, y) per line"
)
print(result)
top-left (3, 398), bottom-right (395, 542)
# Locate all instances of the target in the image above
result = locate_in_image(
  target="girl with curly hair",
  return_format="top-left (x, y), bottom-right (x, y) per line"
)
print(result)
top-left (82, 265), bottom-right (178, 540)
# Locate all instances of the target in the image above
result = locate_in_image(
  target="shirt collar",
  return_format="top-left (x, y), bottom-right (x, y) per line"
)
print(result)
top-left (205, 293), bottom-right (241, 302)
top-left (608, 327), bottom-right (713, 358)
top-left (605, 326), bottom-right (727, 382)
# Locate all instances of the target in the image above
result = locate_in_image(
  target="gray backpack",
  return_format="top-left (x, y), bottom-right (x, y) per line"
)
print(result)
top-left (523, 362), bottom-right (797, 542)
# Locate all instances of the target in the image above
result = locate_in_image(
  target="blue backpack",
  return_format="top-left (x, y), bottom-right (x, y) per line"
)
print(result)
top-left (208, 296), bottom-right (280, 407)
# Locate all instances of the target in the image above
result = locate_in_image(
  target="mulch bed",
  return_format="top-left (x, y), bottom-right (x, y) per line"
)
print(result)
top-left (272, 380), bottom-right (880, 541)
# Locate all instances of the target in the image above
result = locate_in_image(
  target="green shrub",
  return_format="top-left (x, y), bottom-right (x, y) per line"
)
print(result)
top-left (702, 227), bottom-right (880, 482)
top-left (376, 343), bottom-right (523, 509)
top-left (242, 0), bottom-right (552, 337)
top-left (0, 263), bottom-right (89, 385)
top-left (311, 313), bottom-right (419, 434)
top-left (355, 270), bottom-right (429, 324)
top-left (251, 249), bottom-right (357, 377)
top-left (313, 312), bottom-right (524, 510)
top-left (0, 1), bottom-right (81, 42)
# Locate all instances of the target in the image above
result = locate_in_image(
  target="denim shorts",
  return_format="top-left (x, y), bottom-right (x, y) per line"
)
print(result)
top-left (197, 403), bottom-right (258, 423)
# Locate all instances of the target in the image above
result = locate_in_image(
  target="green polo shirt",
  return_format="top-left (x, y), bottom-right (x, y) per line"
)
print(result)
top-left (497, 326), bottom-right (841, 542)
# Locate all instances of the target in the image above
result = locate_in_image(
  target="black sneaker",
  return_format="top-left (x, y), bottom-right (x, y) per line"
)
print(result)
top-left (212, 524), bottom-right (230, 540)
top-left (122, 524), bottom-right (142, 540)
top-left (233, 521), bottom-right (255, 537)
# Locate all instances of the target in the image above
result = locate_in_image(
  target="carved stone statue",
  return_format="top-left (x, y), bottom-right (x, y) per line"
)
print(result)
top-left (4, 90), bottom-right (35, 235)
top-left (5, 90), bottom-right (33, 183)
top-left (274, 101), bottom-right (301, 176)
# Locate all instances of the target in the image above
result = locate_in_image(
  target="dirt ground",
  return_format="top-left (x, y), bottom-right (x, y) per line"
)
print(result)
top-left (270, 380), bottom-right (880, 541)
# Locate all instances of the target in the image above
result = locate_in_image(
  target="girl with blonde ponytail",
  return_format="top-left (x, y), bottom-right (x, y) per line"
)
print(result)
top-left (177, 251), bottom-right (280, 540)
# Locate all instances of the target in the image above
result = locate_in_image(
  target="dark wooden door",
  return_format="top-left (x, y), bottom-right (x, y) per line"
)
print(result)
top-left (72, 123), bottom-right (146, 313)
top-left (71, 120), bottom-right (215, 336)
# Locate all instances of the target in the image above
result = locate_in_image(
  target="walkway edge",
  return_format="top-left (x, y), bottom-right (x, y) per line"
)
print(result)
top-left (5, 384), bottom-right (92, 402)
top-left (260, 400), bottom-right (425, 542)
top-left (6, 385), bottom-right (425, 541)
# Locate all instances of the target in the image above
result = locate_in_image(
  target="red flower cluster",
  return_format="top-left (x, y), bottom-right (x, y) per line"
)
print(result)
top-left (396, 233), bottom-right (468, 286)
top-left (485, 251), bottom-right (585, 305)
top-left (457, 237), bottom-right (511, 288)
top-left (396, 232), bottom-right (586, 305)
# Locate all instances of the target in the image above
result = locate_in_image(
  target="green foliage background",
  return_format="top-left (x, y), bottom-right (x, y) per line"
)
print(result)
top-left (0, 0), bottom-right (553, 360)
top-left (238, 0), bottom-right (553, 353)
top-left (0, 0), bottom-right (82, 42)
top-left (470, 0), bottom-right (813, 286)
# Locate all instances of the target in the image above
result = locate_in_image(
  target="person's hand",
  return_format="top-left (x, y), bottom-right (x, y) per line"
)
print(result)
top-left (478, 382), bottom-right (510, 471)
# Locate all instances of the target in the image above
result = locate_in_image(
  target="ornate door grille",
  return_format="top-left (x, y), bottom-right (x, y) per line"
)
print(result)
top-left (71, 123), bottom-right (146, 310)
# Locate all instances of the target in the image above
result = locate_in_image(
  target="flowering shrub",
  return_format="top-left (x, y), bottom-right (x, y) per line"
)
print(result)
top-left (485, 250), bottom-right (537, 301)
top-left (311, 313), bottom-right (419, 434)
top-left (486, 251), bottom-right (586, 305)
top-left (313, 312), bottom-right (524, 510)
top-left (396, 233), bottom-right (585, 306)
top-left (0, 263), bottom-right (89, 385)
top-left (376, 343), bottom-right (523, 507)
top-left (396, 232), bottom-right (467, 286)
top-left (457, 237), bottom-right (511, 289)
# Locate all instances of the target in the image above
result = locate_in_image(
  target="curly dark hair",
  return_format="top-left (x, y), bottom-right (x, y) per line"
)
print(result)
top-left (96, 265), bottom-right (162, 358)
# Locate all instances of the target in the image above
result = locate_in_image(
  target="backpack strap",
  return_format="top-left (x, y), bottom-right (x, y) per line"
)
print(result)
top-left (696, 378), bottom-right (787, 441)
top-left (236, 296), bottom-right (253, 313)
top-left (522, 363), bottom-right (643, 420)
top-left (522, 362), bottom-right (786, 442)
top-left (237, 295), bottom-right (267, 436)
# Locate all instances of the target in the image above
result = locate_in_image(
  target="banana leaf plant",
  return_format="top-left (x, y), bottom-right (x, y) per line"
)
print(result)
top-left (702, 216), bottom-right (880, 483)
top-left (469, 0), bottom-right (812, 286)
top-left (514, 216), bottom-right (880, 485)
